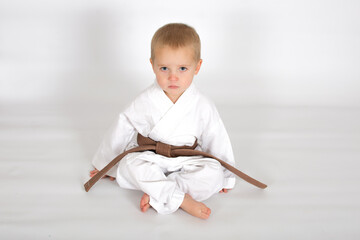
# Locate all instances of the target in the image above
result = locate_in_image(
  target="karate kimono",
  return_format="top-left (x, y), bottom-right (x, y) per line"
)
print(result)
top-left (92, 81), bottom-right (236, 214)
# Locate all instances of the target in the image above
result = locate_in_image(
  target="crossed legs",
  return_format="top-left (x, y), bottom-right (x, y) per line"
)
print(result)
top-left (116, 153), bottom-right (225, 219)
top-left (140, 192), bottom-right (212, 219)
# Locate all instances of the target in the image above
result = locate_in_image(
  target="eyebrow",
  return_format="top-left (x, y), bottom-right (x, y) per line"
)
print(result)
top-left (157, 64), bottom-right (192, 67)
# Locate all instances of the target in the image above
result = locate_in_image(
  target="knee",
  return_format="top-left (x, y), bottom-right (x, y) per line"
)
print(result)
top-left (188, 161), bottom-right (224, 201)
top-left (118, 153), bottom-right (143, 176)
top-left (116, 153), bottom-right (147, 189)
top-left (204, 161), bottom-right (224, 188)
top-left (117, 154), bottom-right (131, 173)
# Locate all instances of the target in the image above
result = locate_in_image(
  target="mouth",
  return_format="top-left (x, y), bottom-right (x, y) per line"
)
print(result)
top-left (168, 85), bottom-right (179, 89)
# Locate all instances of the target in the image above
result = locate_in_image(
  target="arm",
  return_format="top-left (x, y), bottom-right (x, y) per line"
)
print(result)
top-left (199, 104), bottom-right (236, 189)
top-left (92, 113), bottom-right (136, 178)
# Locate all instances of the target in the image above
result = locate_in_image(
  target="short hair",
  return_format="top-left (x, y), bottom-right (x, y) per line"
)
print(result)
top-left (151, 23), bottom-right (201, 61)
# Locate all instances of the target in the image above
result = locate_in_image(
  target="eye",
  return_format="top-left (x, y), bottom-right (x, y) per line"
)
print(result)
top-left (179, 67), bottom-right (187, 71)
top-left (160, 67), bottom-right (168, 71)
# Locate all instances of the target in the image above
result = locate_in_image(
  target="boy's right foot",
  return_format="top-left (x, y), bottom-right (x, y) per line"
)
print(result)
top-left (180, 194), bottom-right (211, 220)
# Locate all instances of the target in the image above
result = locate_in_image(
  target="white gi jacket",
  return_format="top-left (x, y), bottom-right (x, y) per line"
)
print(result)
top-left (92, 81), bottom-right (236, 191)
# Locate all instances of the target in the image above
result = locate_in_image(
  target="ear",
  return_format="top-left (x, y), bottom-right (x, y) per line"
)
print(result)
top-left (195, 59), bottom-right (203, 75)
top-left (150, 58), bottom-right (155, 72)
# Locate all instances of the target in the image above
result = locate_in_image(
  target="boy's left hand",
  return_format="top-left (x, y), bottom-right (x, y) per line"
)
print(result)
top-left (219, 189), bottom-right (230, 193)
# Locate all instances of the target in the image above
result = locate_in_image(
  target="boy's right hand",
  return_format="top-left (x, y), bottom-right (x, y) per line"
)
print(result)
top-left (90, 168), bottom-right (116, 181)
top-left (219, 188), bottom-right (230, 193)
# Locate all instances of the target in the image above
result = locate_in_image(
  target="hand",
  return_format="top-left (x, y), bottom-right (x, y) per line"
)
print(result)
top-left (90, 168), bottom-right (116, 181)
top-left (219, 188), bottom-right (230, 193)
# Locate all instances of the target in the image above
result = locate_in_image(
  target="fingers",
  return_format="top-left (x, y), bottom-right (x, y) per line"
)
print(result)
top-left (89, 169), bottom-right (116, 180)
top-left (90, 169), bottom-right (99, 174)
top-left (89, 169), bottom-right (99, 178)
top-left (219, 189), bottom-right (229, 193)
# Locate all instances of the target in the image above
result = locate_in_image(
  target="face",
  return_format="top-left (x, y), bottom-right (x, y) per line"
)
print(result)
top-left (150, 45), bottom-right (202, 103)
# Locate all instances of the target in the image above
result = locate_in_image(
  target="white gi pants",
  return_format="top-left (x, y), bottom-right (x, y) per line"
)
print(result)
top-left (116, 151), bottom-right (224, 214)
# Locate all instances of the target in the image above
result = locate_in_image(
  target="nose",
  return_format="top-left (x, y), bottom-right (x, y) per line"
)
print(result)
top-left (168, 71), bottom-right (178, 81)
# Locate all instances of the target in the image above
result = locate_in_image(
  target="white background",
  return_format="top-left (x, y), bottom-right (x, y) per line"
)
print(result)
top-left (1, 0), bottom-right (359, 106)
top-left (1, 1), bottom-right (360, 240)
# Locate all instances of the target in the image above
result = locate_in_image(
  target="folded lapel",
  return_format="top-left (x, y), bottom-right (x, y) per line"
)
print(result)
top-left (149, 82), bottom-right (198, 144)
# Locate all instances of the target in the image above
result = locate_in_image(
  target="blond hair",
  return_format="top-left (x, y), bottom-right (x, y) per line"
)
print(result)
top-left (151, 23), bottom-right (201, 61)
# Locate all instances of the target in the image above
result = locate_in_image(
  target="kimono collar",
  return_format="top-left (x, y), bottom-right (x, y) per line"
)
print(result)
top-left (153, 80), bottom-right (197, 107)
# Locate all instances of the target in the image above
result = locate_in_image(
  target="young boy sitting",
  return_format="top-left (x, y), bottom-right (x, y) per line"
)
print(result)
top-left (89, 23), bottom-right (236, 219)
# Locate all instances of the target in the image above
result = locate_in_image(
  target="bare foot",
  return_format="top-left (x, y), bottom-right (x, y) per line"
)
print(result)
top-left (140, 193), bottom-right (151, 213)
top-left (180, 194), bottom-right (211, 220)
top-left (89, 168), bottom-right (115, 181)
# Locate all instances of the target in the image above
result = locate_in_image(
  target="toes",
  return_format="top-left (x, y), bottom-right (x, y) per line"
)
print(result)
top-left (202, 207), bottom-right (211, 219)
top-left (204, 207), bottom-right (211, 215)
top-left (200, 213), bottom-right (210, 219)
top-left (200, 210), bottom-right (211, 219)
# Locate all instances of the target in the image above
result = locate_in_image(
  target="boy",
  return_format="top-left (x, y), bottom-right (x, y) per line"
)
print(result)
top-left (87, 23), bottom-right (262, 219)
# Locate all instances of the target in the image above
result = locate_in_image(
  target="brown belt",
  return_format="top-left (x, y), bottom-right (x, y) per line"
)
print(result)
top-left (84, 134), bottom-right (267, 192)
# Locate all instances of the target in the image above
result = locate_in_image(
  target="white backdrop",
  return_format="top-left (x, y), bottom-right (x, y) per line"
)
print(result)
top-left (1, 0), bottom-right (359, 107)
top-left (1, 1), bottom-right (360, 239)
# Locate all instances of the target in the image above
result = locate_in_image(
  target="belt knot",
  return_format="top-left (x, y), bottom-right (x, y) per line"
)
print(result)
top-left (155, 142), bottom-right (172, 157)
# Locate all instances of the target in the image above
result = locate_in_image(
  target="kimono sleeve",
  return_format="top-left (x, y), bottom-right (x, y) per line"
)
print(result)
top-left (91, 113), bottom-right (136, 178)
top-left (199, 103), bottom-right (236, 189)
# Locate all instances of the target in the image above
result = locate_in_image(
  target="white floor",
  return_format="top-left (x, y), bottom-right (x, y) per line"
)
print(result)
top-left (1, 103), bottom-right (360, 240)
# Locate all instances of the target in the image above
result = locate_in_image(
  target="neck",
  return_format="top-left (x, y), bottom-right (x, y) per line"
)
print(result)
top-left (165, 91), bottom-right (181, 103)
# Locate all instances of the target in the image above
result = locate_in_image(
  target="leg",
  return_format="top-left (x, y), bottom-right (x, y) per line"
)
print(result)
top-left (167, 158), bottom-right (224, 219)
top-left (140, 190), bottom-right (211, 219)
top-left (137, 189), bottom-right (211, 219)
top-left (116, 152), bottom-right (185, 214)
top-left (168, 158), bottom-right (225, 202)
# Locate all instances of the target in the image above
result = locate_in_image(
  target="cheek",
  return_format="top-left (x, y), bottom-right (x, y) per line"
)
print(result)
top-left (156, 71), bottom-right (167, 78)
top-left (182, 75), bottom-right (194, 87)
top-left (155, 73), bottom-right (168, 88)
top-left (184, 72), bottom-right (195, 81)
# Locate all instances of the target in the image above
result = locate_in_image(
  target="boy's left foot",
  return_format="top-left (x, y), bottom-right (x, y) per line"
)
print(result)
top-left (180, 194), bottom-right (211, 219)
top-left (140, 193), bottom-right (151, 212)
